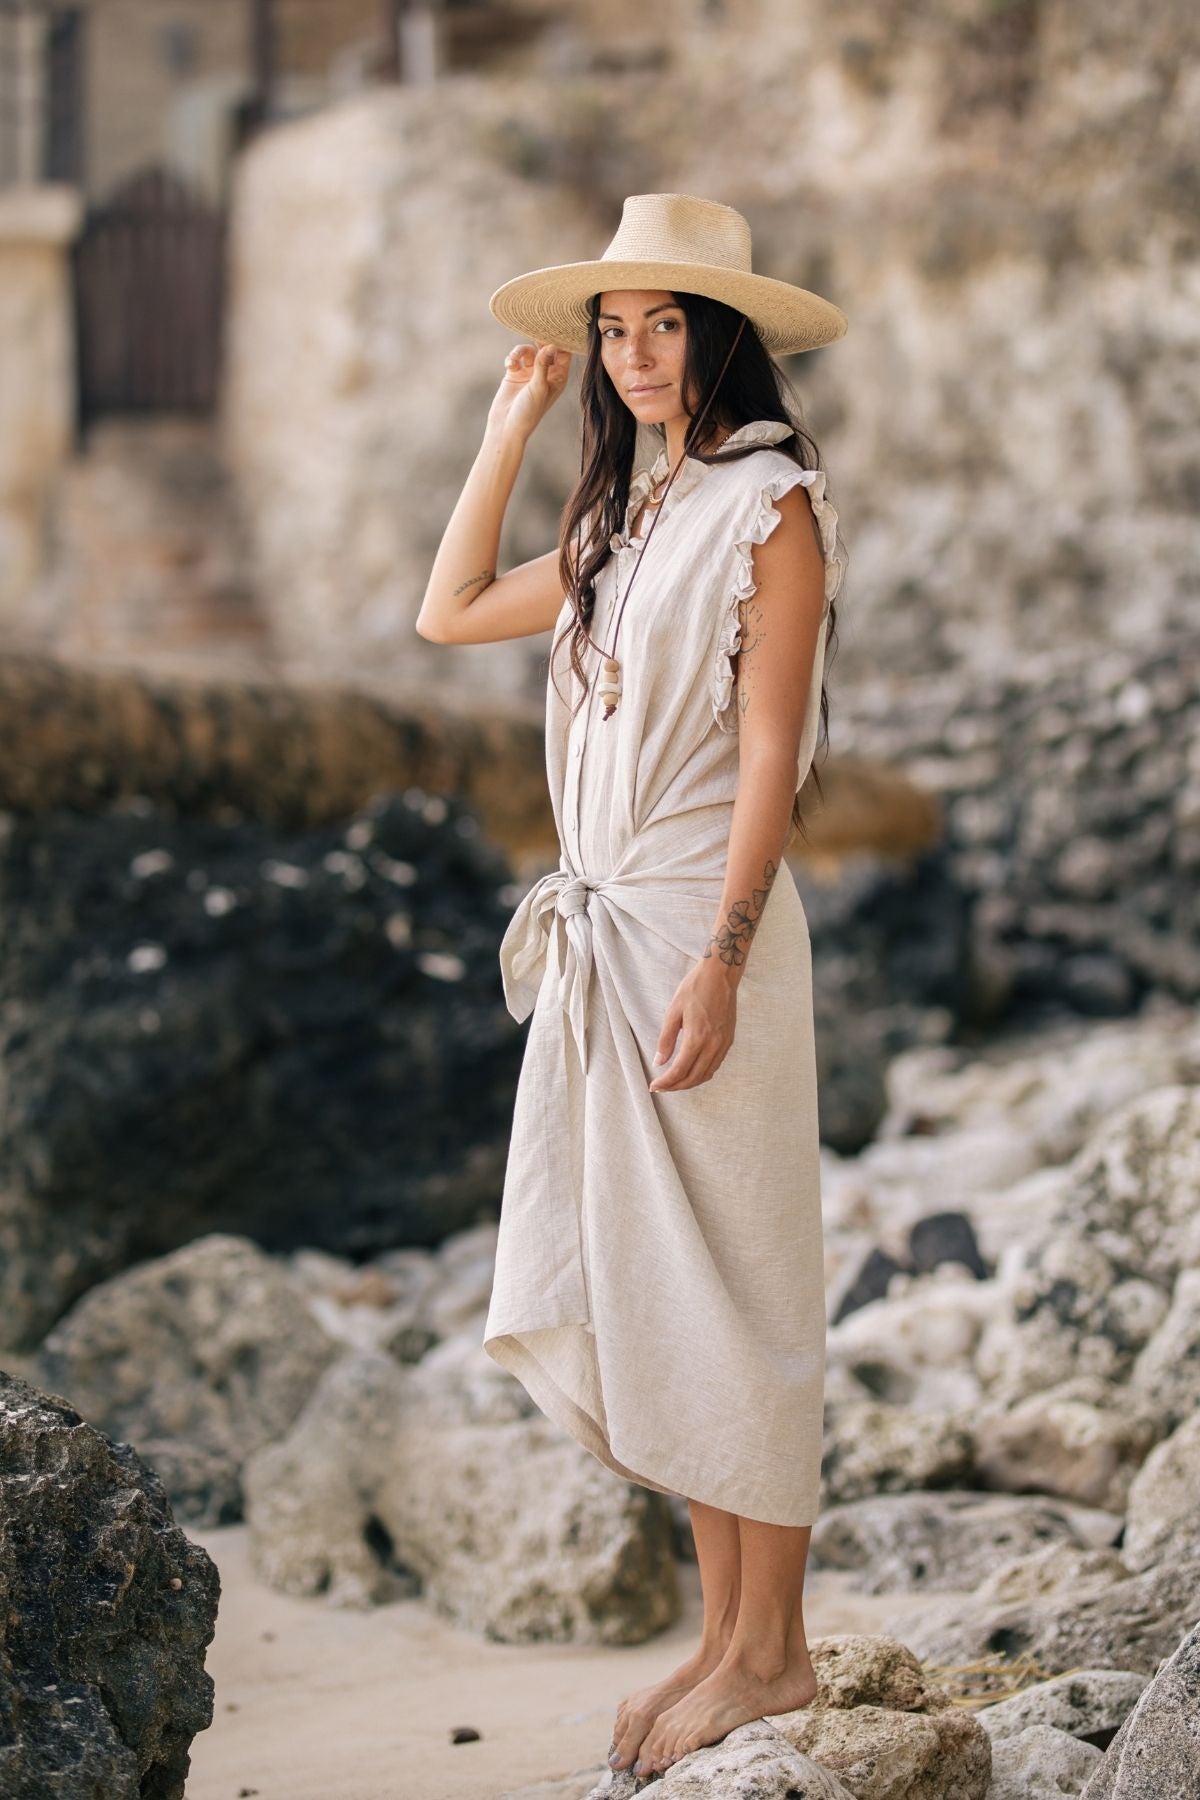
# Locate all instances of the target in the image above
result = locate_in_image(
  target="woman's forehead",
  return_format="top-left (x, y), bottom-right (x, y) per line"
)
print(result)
top-left (596, 289), bottom-right (680, 316)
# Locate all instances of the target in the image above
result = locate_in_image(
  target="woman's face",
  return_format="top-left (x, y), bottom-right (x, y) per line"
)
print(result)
top-left (597, 289), bottom-right (690, 426)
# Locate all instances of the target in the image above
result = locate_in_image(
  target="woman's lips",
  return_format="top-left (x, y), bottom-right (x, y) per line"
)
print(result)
top-left (629, 383), bottom-right (666, 395)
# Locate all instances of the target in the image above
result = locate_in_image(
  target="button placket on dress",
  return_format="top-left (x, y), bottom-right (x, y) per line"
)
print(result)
top-left (565, 538), bottom-right (626, 849)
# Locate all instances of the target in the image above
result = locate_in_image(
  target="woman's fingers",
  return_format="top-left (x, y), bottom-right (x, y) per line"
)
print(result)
top-left (650, 1026), bottom-right (717, 1091)
top-left (649, 1005), bottom-right (731, 1091)
top-left (503, 342), bottom-right (569, 397)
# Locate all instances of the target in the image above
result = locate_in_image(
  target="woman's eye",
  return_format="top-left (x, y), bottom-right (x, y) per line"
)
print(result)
top-left (602, 319), bottom-right (680, 339)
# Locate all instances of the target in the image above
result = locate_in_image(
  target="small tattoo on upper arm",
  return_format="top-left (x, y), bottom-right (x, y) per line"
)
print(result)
top-left (453, 568), bottom-right (494, 597)
top-left (735, 597), bottom-right (766, 721)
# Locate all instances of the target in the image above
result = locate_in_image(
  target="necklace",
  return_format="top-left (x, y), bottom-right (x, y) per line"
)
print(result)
top-left (577, 318), bottom-right (748, 721)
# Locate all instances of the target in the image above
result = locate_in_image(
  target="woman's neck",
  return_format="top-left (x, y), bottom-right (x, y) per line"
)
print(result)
top-left (658, 419), bottom-right (731, 488)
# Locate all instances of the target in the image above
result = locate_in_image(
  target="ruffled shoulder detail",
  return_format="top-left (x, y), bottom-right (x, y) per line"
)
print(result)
top-left (609, 423), bottom-right (799, 554)
top-left (712, 463), bottom-right (845, 735)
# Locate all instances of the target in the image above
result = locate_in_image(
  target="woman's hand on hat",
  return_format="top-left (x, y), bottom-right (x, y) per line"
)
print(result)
top-left (488, 340), bottom-right (571, 443)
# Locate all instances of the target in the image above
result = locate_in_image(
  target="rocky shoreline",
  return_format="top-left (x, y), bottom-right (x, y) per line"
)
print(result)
top-left (5, 999), bottom-right (1198, 1796)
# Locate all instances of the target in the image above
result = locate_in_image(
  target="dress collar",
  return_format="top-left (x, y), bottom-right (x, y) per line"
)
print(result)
top-left (609, 419), bottom-right (796, 552)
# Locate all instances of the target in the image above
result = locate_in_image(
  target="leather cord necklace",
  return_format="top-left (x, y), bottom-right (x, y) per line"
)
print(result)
top-left (574, 317), bottom-right (747, 720)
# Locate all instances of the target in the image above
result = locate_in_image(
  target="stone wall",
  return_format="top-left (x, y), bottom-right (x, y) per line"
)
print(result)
top-left (220, 82), bottom-right (599, 695)
top-left (219, 0), bottom-right (1200, 699)
top-left (0, 186), bottom-right (82, 627)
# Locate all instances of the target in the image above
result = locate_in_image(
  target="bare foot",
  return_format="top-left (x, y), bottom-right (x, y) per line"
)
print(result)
top-left (607, 1641), bottom-right (731, 1774)
top-left (631, 1644), bottom-right (818, 1777)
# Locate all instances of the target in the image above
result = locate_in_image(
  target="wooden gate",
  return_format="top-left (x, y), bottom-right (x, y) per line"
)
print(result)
top-left (72, 163), bottom-right (226, 419)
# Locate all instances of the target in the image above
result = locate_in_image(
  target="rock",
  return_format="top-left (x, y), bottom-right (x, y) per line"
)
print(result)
top-left (242, 1348), bottom-right (679, 1644)
top-left (806, 1633), bottom-right (954, 1713)
top-left (821, 1401), bottom-right (975, 1504)
top-left (976, 1668), bottom-right (1148, 1749)
top-left (973, 1545), bottom-right (1131, 1606)
top-left (586, 1718), bottom-right (857, 1798)
top-left (771, 1635), bottom-right (991, 1799)
top-left (1121, 1410), bottom-right (1200, 1573)
top-left (984, 1723), bottom-right (1102, 1797)
top-left (972, 1377), bottom-right (1164, 1510)
top-left (1079, 1621), bottom-right (1200, 1797)
top-left (826, 1269), bottom-right (1001, 1410)
top-left (894, 1545), bottom-right (1200, 1688)
top-left (851, 1127), bottom-right (1043, 1261)
top-left (809, 1490), bottom-right (1121, 1594)
top-left (288, 1225), bottom-right (505, 1364)
top-left (973, 1086), bottom-right (1200, 1404)
top-left (908, 1211), bottom-right (989, 1280)
top-left (877, 1012), bottom-right (1200, 1199)
top-left (0, 789), bottom-right (523, 1347)
top-left (33, 1232), bottom-right (342, 1526)
top-left (1042, 1086), bottom-right (1200, 1290)
top-left (778, 1703), bottom-right (991, 1799)
top-left (976, 1238), bottom-right (1172, 1408)
top-left (1127, 1265), bottom-right (1200, 1428)
top-left (0, 1369), bottom-right (219, 1800)
top-left (409, 1325), bottom-right (538, 1425)
top-left (829, 1243), bottom-right (909, 1325)
top-left (798, 845), bottom-right (977, 1155)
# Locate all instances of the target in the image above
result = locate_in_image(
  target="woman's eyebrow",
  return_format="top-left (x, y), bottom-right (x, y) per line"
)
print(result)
top-left (596, 302), bottom-right (681, 321)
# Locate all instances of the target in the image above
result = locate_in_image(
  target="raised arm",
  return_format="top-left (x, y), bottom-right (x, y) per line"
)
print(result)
top-left (415, 341), bottom-right (576, 646)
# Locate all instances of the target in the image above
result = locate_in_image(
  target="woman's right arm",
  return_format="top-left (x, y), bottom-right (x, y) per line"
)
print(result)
top-left (415, 341), bottom-right (575, 646)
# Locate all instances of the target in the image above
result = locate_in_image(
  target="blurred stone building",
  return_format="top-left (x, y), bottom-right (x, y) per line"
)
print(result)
top-left (0, 0), bottom-right (1195, 697)
top-left (0, 0), bottom-right (734, 664)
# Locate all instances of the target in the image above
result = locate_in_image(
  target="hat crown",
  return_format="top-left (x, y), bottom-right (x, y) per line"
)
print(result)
top-left (600, 193), bottom-right (752, 276)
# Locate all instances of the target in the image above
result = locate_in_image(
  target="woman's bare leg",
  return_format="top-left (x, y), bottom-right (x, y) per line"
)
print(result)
top-left (607, 1497), bottom-right (742, 1773)
top-left (628, 1516), bottom-right (819, 1777)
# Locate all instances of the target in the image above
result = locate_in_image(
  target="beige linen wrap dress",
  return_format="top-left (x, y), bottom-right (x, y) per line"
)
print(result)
top-left (482, 418), bottom-right (845, 1527)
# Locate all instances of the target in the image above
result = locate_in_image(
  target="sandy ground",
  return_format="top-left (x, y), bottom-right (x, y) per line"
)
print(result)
top-left (183, 1524), bottom-right (955, 1800)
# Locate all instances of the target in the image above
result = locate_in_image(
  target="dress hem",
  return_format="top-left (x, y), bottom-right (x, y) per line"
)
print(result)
top-left (482, 1328), bottom-right (821, 1530)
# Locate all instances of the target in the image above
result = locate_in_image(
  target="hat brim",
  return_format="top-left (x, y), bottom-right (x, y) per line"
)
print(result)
top-left (489, 258), bottom-right (848, 356)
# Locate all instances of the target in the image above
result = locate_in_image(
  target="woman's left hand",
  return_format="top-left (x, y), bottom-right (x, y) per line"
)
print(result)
top-left (648, 959), bottom-right (739, 1092)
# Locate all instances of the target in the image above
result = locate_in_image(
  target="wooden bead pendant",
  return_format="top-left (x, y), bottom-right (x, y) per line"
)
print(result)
top-left (599, 656), bottom-right (622, 720)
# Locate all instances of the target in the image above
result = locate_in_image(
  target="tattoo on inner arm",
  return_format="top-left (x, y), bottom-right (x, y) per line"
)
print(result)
top-left (735, 597), bottom-right (766, 722)
top-left (702, 857), bottom-right (779, 968)
top-left (453, 568), bottom-right (494, 597)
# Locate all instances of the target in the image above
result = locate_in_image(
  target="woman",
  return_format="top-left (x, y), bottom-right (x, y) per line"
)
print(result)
top-left (416, 193), bottom-right (847, 1781)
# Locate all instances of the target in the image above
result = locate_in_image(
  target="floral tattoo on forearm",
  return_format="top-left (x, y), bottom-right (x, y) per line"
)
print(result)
top-left (702, 856), bottom-right (779, 969)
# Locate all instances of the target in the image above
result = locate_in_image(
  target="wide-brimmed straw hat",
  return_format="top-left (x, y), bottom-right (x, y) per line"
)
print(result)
top-left (489, 192), bottom-right (848, 357)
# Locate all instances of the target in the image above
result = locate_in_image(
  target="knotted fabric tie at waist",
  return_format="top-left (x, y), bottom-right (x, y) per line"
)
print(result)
top-left (498, 865), bottom-right (608, 1073)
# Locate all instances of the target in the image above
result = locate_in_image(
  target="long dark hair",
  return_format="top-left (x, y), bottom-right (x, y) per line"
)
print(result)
top-left (550, 289), bottom-right (845, 846)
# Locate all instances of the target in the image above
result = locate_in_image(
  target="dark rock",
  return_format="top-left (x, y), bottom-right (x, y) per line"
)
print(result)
top-left (0, 789), bottom-right (524, 1347)
top-left (798, 848), bottom-right (971, 1153)
top-left (837, 635), bottom-right (1200, 1028)
top-left (0, 1368), bottom-right (219, 1799)
top-left (908, 1210), bottom-right (989, 1279)
top-left (831, 1245), bottom-right (908, 1324)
